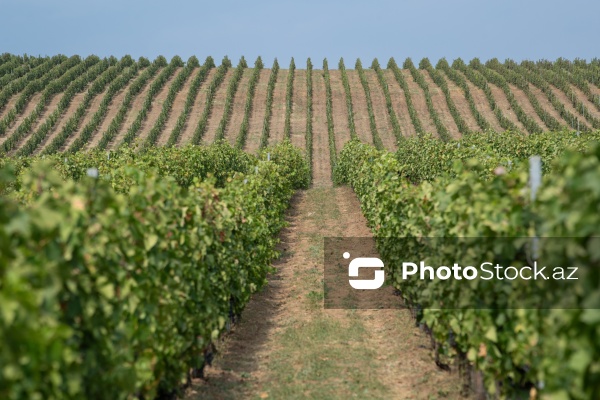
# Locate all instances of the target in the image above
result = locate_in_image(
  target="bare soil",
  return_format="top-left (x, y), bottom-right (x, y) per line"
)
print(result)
top-left (311, 71), bottom-right (332, 183)
top-left (382, 69), bottom-right (416, 137)
top-left (0, 93), bottom-right (21, 121)
top-left (244, 69), bottom-right (270, 155)
top-left (61, 84), bottom-right (110, 151)
top-left (202, 70), bottom-right (234, 145)
top-left (224, 69), bottom-right (254, 146)
top-left (267, 69), bottom-right (288, 146)
top-left (399, 69), bottom-right (438, 136)
top-left (547, 84), bottom-right (591, 130)
top-left (290, 69), bottom-right (307, 151)
top-left (156, 67), bottom-right (198, 146)
top-left (364, 69), bottom-right (397, 151)
top-left (0, 92), bottom-right (43, 144)
top-left (421, 71), bottom-right (461, 138)
top-left (437, 70), bottom-right (480, 133)
top-left (328, 70), bottom-right (352, 153)
top-left (345, 70), bottom-right (373, 145)
top-left (568, 84), bottom-right (600, 121)
top-left (185, 184), bottom-right (467, 400)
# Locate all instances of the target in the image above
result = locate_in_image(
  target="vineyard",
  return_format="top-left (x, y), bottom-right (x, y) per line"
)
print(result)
top-left (1, 53), bottom-right (600, 399)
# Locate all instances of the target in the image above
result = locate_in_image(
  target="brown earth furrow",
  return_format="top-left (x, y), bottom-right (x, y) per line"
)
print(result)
top-left (399, 69), bottom-right (438, 136)
top-left (488, 83), bottom-right (526, 131)
top-left (383, 69), bottom-right (416, 137)
top-left (345, 70), bottom-right (373, 145)
top-left (290, 69), bottom-right (307, 150)
top-left (85, 68), bottom-right (146, 150)
top-left (311, 71), bottom-right (331, 184)
top-left (454, 70), bottom-right (503, 132)
top-left (547, 85), bottom-right (591, 130)
top-left (202, 70), bottom-right (234, 145)
top-left (268, 69), bottom-right (288, 146)
top-left (134, 67), bottom-right (182, 144)
top-left (328, 70), bottom-right (352, 152)
top-left (1, 92), bottom-right (42, 141)
top-left (244, 69), bottom-right (270, 155)
top-left (223, 69), bottom-right (253, 146)
top-left (527, 84), bottom-right (568, 127)
top-left (105, 67), bottom-right (165, 149)
top-left (0, 93), bottom-right (21, 121)
top-left (156, 67), bottom-right (197, 146)
top-left (3, 93), bottom-right (63, 153)
top-left (364, 69), bottom-right (396, 151)
top-left (507, 84), bottom-right (547, 130)
top-left (437, 70), bottom-right (480, 133)
top-left (569, 84), bottom-right (600, 121)
top-left (34, 88), bottom-right (90, 154)
top-left (421, 71), bottom-right (460, 138)
top-left (177, 68), bottom-right (218, 146)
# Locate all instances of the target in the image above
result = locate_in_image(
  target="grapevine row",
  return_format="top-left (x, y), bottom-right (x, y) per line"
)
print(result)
top-left (419, 58), bottom-right (469, 135)
top-left (0, 56), bottom-right (81, 137)
top-left (235, 56), bottom-right (264, 149)
top-left (213, 57), bottom-right (247, 142)
top-left (453, 59), bottom-right (519, 132)
top-left (67, 61), bottom-right (143, 152)
top-left (386, 57), bottom-right (425, 136)
top-left (436, 58), bottom-right (491, 131)
top-left (190, 57), bottom-right (230, 145)
top-left (470, 59), bottom-right (543, 134)
top-left (164, 57), bottom-right (215, 147)
top-left (0, 56), bottom-right (99, 154)
top-left (120, 56), bottom-right (181, 146)
top-left (322, 58), bottom-right (337, 170)
top-left (487, 59), bottom-right (562, 131)
top-left (404, 58), bottom-right (451, 140)
top-left (140, 56), bottom-right (199, 150)
top-left (355, 58), bottom-right (383, 149)
top-left (370, 58), bottom-right (403, 141)
top-left (337, 58), bottom-right (358, 140)
top-left (258, 58), bottom-right (279, 150)
top-left (283, 58), bottom-right (295, 140)
top-left (305, 57), bottom-right (313, 176)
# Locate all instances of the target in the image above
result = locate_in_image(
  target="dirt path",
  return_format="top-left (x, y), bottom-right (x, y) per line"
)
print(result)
top-left (0, 93), bottom-right (21, 121)
top-left (268, 69), bottom-right (288, 146)
top-left (224, 69), bottom-right (253, 146)
top-left (311, 72), bottom-right (332, 185)
top-left (399, 69), bottom-right (438, 136)
top-left (568, 84), bottom-right (600, 121)
top-left (176, 69), bottom-right (218, 146)
top-left (157, 67), bottom-right (198, 146)
top-left (345, 70), bottom-right (373, 145)
top-left (437, 70), bottom-right (480, 133)
top-left (328, 70), bottom-right (352, 153)
top-left (0, 92), bottom-right (42, 144)
top-left (547, 84), bottom-right (591, 130)
top-left (62, 84), bottom-right (110, 151)
top-left (364, 69), bottom-right (397, 151)
top-left (244, 69), bottom-right (270, 155)
top-left (290, 70), bottom-right (307, 151)
top-left (421, 71), bottom-right (460, 138)
top-left (186, 179), bottom-right (466, 399)
top-left (383, 69), bottom-right (416, 138)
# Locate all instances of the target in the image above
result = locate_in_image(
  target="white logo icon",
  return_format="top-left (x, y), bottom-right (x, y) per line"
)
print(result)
top-left (345, 252), bottom-right (385, 290)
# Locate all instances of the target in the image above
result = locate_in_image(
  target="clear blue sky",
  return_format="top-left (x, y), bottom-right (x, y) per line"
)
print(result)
top-left (2, 0), bottom-right (599, 68)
